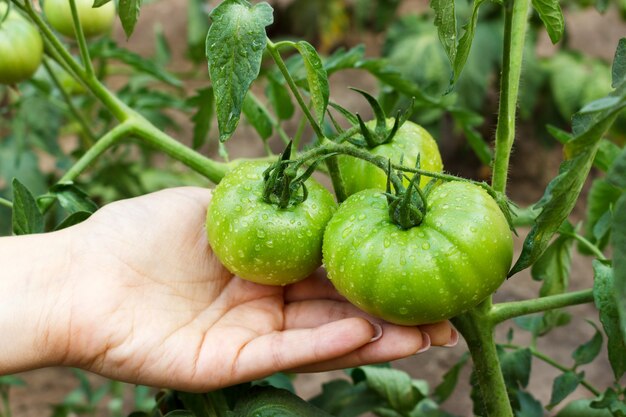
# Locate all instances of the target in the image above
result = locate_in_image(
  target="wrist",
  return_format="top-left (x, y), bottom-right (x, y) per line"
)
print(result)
top-left (0, 229), bottom-right (74, 374)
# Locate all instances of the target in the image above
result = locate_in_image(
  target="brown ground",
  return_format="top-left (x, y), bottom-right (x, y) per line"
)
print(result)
top-left (8, 1), bottom-right (626, 416)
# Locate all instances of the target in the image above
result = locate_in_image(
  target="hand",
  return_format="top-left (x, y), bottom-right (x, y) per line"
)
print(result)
top-left (3, 187), bottom-right (457, 391)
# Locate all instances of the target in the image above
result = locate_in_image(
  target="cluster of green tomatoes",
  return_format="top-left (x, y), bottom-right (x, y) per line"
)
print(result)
top-left (207, 120), bottom-right (514, 326)
top-left (0, 0), bottom-right (114, 85)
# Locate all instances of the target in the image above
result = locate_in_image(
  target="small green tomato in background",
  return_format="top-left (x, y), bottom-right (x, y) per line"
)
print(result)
top-left (0, 4), bottom-right (43, 85)
top-left (44, 0), bottom-right (116, 39)
top-left (338, 119), bottom-right (443, 195)
top-left (323, 181), bottom-right (513, 325)
top-left (207, 161), bottom-right (337, 286)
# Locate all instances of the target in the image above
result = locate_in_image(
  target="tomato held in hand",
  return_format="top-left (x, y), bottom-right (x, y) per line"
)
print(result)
top-left (338, 119), bottom-right (443, 196)
top-left (0, 5), bottom-right (43, 85)
top-left (207, 161), bottom-right (337, 285)
top-left (43, 0), bottom-right (115, 39)
top-left (323, 181), bottom-right (513, 325)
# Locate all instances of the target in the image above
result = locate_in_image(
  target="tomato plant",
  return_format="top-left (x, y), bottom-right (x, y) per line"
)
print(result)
top-left (0, 4), bottom-right (43, 85)
top-left (206, 161), bottom-right (336, 285)
top-left (43, 0), bottom-right (115, 38)
top-left (323, 182), bottom-right (513, 325)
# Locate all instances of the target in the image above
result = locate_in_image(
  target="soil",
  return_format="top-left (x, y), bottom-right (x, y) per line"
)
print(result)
top-left (7, 1), bottom-right (626, 416)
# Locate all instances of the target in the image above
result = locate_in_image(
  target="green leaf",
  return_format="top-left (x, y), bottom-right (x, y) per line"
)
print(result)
top-left (163, 412), bottom-right (195, 417)
top-left (294, 41), bottom-right (330, 125)
top-left (430, 0), bottom-right (457, 68)
top-left (509, 89), bottom-right (626, 275)
top-left (266, 76), bottom-right (295, 121)
top-left (188, 87), bottom-right (215, 150)
top-left (607, 147), bottom-right (626, 189)
top-left (154, 25), bottom-right (171, 65)
top-left (234, 386), bottom-right (333, 416)
top-left (612, 38), bottom-right (626, 88)
top-left (118, 0), bottom-right (142, 38)
top-left (0, 375), bottom-right (26, 386)
top-left (253, 373), bottom-right (295, 393)
top-left (55, 211), bottom-right (92, 231)
top-left (11, 178), bottom-right (44, 235)
top-left (516, 391), bottom-right (544, 417)
top-left (591, 388), bottom-right (626, 416)
top-left (432, 352), bottom-right (469, 403)
top-left (310, 379), bottom-right (385, 417)
top-left (243, 92), bottom-right (273, 141)
top-left (614, 195), bottom-right (626, 346)
top-left (51, 183), bottom-right (98, 214)
top-left (572, 323), bottom-right (603, 367)
top-left (593, 260), bottom-right (626, 379)
top-left (324, 45), bottom-right (366, 74)
top-left (350, 366), bottom-right (425, 412)
top-left (452, 0), bottom-right (487, 85)
top-left (584, 179), bottom-right (622, 249)
top-left (531, 0), bottom-right (564, 44)
top-left (206, 0), bottom-right (273, 142)
top-left (90, 39), bottom-right (181, 87)
top-left (92, 0), bottom-right (112, 7)
top-left (548, 372), bottom-right (582, 409)
top-left (595, 139), bottom-right (622, 172)
top-left (530, 230), bottom-right (573, 296)
top-left (498, 347), bottom-right (532, 389)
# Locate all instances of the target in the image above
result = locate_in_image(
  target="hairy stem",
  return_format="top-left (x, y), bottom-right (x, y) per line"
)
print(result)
top-left (491, 289), bottom-right (594, 324)
top-left (452, 306), bottom-right (514, 417)
top-left (491, 0), bottom-right (531, 194)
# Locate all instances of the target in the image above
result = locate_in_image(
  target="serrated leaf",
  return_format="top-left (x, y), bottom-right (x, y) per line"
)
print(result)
top-left (532, 0), bottom-right (564, 44)
top-left (531, 232), bottom-right (573, 296)
top-left (548, 371), bottom-right (581, 409)
top-left (118, 0), bottom-right (142, 38)
top-left (498, 346), bottom-right (532, 389)
top-left (188, 87), bottom-right (214, 149)
top-left (324, 44), bottom-right (366, 74)
top-left (11, 178), bottom-right (44, 235)
top-left (595, 139), bottom-right (622, 172)
top-left (234, 386), bottom-right (333, 416)
top-left (310, 379), bottom-right (385, 417)
top-left (591, 387), bottom-right (626, 416)
top-left (350, 366), bottom-right (424, 412)
top-left (432, 352), bottom-right (469, 403)
top-left (593, 260), bottom-right (626, 379)
top-left (187, 0), bottom-right (210, 64)
top-left (206, 0), bottom-right (273, 142)
top-left (294, 41), bottom-right (329, 126)
top-left (572, 324), bottom-right (603, 367)
top-left (613, 38), bottom-right (626, 88)
top-left (611, 196), bottom-right (626, 347)
top-left (92, 0), bottom-right (112, 7)
top-left (607, 147), bottom-right (626, 189)
top-left (55, 211), bottom-right (92, 231)
top-left (266, 77), bottom-right (294, 121)
top-left (584, 179), bottom-right (622, 249)
top-left (243, 93), bottom-right (273, 141)
top-left (516, 391), bottom-right (544, 417)
top-left (452, 0), bottom-right (487, 85)
top-left (430, 0), bottom-right (457, 66)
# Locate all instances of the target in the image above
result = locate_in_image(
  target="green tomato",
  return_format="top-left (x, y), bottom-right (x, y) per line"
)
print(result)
top-left (338, 119), bottom-right (443, 196)
top-left (207, 161), bottom-right (337, 286)
top-left (323, 182), bottom-right (513, 325)
top-left (555, 399), bottom-right (612, 417)
top-left (43, 0), bottom-right (115, 39)
top-left (0, 5), bottom-right (43, 85)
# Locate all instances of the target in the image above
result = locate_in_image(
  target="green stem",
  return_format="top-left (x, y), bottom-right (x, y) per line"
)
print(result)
top-left (452, 306), bottom-right (514, 417)
top-left (325, 157), bottom-right (347, 202)
top-left (266, 39), bottom-right (324, 140)
top-left (42, 58), bottom-right (96, 146)
top-left (491, 0), bottom-right (531, 194)
top-left (491, 289), bottom-right (594, 324)
top-left (0, 198), bottom-right (12, 209)
top-left (501, 344), bottom-right (600, 396)
top-left (133, 121), bottom-right (228, 184)
top-left (68, 0), bottom-right (95, 78)
top-left (562, 232), bottom-right (608, 261)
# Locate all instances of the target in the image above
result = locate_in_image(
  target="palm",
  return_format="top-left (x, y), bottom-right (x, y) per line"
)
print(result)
top-left (64, 187), bottom-right (452, 391)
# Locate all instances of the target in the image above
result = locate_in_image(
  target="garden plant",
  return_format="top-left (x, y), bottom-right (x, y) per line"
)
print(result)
top-left (0, 0), bottom-right (625, 416)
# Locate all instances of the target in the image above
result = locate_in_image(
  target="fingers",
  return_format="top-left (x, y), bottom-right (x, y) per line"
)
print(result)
top-left (230, 317), bottom-right (376, 382)
top-left (419, 321), bottom-right (457, 347)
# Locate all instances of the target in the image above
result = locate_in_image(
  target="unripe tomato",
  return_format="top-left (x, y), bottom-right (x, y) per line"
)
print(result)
top-left (555, 399), bottom-right (612, 417)
top-left (43, 0), bottom-right (115, 39)
top-left (338, 119), bottom-right (443, 195)
top-left (207, 161), bottom-right (337, 285)
top-left (323, 181), bottom-right (513, 325)
top-left (0, 5), bottom-right (43, 85)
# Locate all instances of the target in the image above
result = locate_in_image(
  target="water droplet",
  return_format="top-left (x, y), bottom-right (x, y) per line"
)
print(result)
top-left (234, 205), bottom-right (242, 212)
top-left (358, 213), bottom-right (366, 220)
top-left (262, 214), bottom-right (269, 220)
top-left (399, 307), bottom-right (408, 314)
top-left (257, 230), bottom-right (266, 238)
top-left (422, 242), bottom-right (430, 250)
top-left (384, 237), bottom-right (391, 248)
top-left (266, 240), bottom-right (274, 248)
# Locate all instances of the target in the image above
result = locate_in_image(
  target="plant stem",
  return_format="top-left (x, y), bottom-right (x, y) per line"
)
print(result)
top-left (562, 232), bottom-right (608, 261)
top-left (68, 0), bottom-right (95, 78)
top-left (266, 39), bottom-right (324, 140)
top-left (491, 289), bottom-right (594, 324)
top-left (0, 198), bottom-right (12, 209)
top-left (501, 344), bottom-right (601, 396)
top-left (491, 0), bottom-right (531, 194)
top-left (42, 58), bottom-right (96, 146)
top-left (452, 306), bottom-right (514, 417)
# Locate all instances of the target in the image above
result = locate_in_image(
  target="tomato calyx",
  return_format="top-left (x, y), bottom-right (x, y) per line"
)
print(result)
top-left (384, 158), bottom-right (433, 229)
top-left (262, 141), bottom-right (336, 209)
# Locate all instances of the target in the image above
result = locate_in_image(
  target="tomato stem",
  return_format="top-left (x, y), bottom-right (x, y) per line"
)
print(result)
top-left (68, 0), bottom-right (95, 78)
top-left (490, 289), bottom-right (594, 324)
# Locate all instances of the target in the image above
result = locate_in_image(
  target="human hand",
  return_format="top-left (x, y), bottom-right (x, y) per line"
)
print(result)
top-left (1, 187), bottom-right (457, 391)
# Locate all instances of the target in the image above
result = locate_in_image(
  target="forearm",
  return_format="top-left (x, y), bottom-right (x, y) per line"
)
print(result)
top-left (0, 231), bottom-right (72, 374)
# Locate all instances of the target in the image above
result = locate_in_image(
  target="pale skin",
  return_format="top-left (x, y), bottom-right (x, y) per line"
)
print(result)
top-left (0, 187), bottom-right (457, 392)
